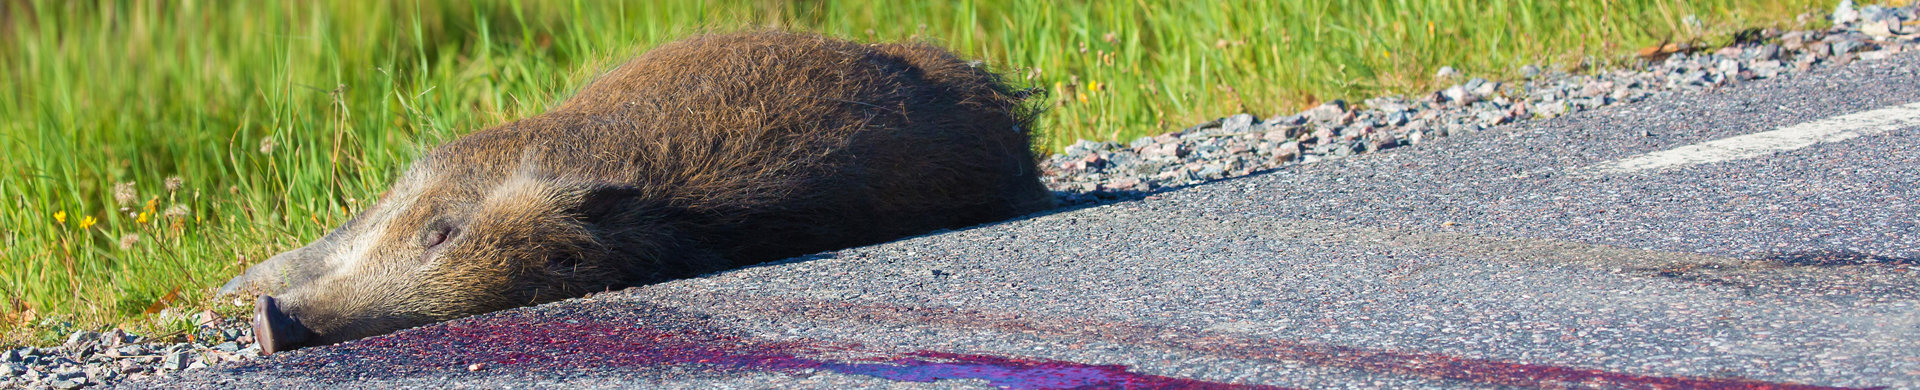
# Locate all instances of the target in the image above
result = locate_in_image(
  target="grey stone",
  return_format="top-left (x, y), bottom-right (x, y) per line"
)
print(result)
top-left (1333, 141), bottom-right (1361, 156)
top-left (1808, 41), bottom-right (1832, 57)
top-left (1191, 143), bottom-right (1225, 158)
top-left (1260, 129), bottom-right (1291, 143)
top-left (50, 378), bottom-right (85, 389)
top-left (1521, 64), bottom-right (1542, 79)
top-left (1441, 85), bottom-right (1477, 105)
top-left (1477, 110), bottom-right (1510, 126)
top-left (1835, 53), bottom-right (1857, 67)
top-left (112, 345), bottom-right (147, 358)
top-left (0, 363), bottom-right (21, 377)
top-left (1309, 126), bottom-right (1336, 143)
top-left (1140, 142), bottom-right (1186, 160)
top-left (1, 349), bottom-right (19, 363)
top-left (1303, 101), bottom-right (1348, 123)
top-left (1196, 165), bottom-right (1224, 179)
top-left (1681, 70), bottom-right (1712, 86)
top-left (1795, 52), bottom-right (1820, 71)
top-left (1831, 40), bottom-right (1864, 56)
top-left (1464, 78), bottom-right (1498, 97)
top-left (1716, 59), bottom-right (1742, 75)
top-left (1180, 117), bottom-right (1224, 134)
top-left (1782, 31), bottom-right (1810, 50)
top-left (161, 351), bottom-right (191, 371)
top-left (97, 329), bottom-right (126, 347)
top-left (1859, 4), bottom-right (1891, 24)
top-left (1128, 136), bottom-right (1156, 149)
top-left (1752, 60), bottom-right (1784, 78)
top-left (63, 331), bottom-right (96, 349)
top-left (1266, 114), bottom-right (1307, 126)
top-left (52, 369), bottom-right (85, 382)
top-left (213, 342), bottom-right (240, 353)
top-left (1221, 113), bottom-right (1256, 133)
top-left (1579, 81), bottom-right (1611, 98)
top-left (1749, 44), bottom-right (1781, 61)
top-left (1273, 141), bottom-right (1301, 162)
top-left (1383, 111), bottom-right (1409, 127)
top-left (1062, 140), bottom-right (1099, 157)
top-left (1435, 66), bottom-right (1459, 79)
top-left (1372, 100), bottom-right (1410, 116)
top-left (1462, 77), bottom-right (1486, 92)
top-left (1367, 136), bottom-right (1399, 152)
top-left (1833, 0), bottom-right (1860, 25)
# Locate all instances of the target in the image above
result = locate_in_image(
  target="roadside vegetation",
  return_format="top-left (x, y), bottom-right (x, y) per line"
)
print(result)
top-left (0, 0), bottom-right (1841, 345)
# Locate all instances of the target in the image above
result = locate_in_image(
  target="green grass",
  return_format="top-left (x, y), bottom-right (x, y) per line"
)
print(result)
top-left (0, 0), bottom-right (1838, 345)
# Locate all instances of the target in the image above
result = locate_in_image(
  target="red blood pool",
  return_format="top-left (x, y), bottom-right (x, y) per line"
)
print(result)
top-left (267, 303), bottom-right (1281, 389)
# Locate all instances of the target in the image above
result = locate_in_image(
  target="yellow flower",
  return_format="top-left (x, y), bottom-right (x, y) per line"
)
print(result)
top-left (78, 216), bottom-right (96, 229)
top-left (54, 211), bottom-right (66, 224)
top-left (136, 212), bottom-right (150, 224)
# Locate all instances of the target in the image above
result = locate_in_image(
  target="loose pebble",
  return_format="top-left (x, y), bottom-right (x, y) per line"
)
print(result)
top-left (4, 318), bottom-right (259, 388)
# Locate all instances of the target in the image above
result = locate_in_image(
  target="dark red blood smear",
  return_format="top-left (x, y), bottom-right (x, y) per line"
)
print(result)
top-left (823, 351), bottom-right (1262, 390)
top-left (678, 296), bottom-right (1880, 390)
top-left (254, 298), bottom-right (1877, 390)
top-left (265, 303), bottom-right (1282, 389)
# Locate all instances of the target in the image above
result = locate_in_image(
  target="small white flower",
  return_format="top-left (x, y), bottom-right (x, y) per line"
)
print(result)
top-left (113, 182), bottom-right (138, 206)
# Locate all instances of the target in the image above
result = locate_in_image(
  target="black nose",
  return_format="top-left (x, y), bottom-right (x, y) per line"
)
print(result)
top-left (254, 295), bottom-right (313, 354)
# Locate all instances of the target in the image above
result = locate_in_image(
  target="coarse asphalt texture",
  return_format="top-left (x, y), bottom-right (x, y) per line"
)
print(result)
top-left (131, 52), bottom-right (1920, 389)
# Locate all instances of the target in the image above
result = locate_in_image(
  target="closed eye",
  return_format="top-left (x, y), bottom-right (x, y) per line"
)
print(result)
top-left (421, 220), bottom-right (459, 254)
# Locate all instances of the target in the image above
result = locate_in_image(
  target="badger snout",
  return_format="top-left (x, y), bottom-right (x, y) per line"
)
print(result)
top-left (253, 295), bottom-right (314, 354)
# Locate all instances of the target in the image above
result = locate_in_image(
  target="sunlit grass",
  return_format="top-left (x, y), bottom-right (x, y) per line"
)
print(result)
top-left (0, 0), bottom-right (1838, 345)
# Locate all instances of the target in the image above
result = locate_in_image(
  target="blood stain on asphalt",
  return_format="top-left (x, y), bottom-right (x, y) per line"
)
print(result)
top-left (256, 302), bottom-right (1284, 389)
top-left (661, 295), bottom-right (1881, 390)
top-left (244, 298), bottom-right (1874, 389)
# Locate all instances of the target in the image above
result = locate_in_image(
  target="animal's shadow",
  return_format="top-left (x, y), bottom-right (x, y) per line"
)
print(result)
top-left (726, 163), bottom-right (1297, 272)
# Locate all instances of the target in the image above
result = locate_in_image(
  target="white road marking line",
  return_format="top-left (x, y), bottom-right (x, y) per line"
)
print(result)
top-left (1578, 101), bottom-right (1920, 175)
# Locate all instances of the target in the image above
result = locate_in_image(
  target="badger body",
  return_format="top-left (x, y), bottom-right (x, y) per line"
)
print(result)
top-left (221, 31), bottom-right (1053, 353)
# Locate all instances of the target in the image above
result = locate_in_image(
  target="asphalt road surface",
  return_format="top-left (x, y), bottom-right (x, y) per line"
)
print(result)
top-left (136, 52), bottom-right (1920, 389)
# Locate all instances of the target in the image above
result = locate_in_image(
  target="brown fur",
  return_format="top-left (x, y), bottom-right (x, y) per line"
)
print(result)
top-left (222, 31), bottom-right (1054, 347)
